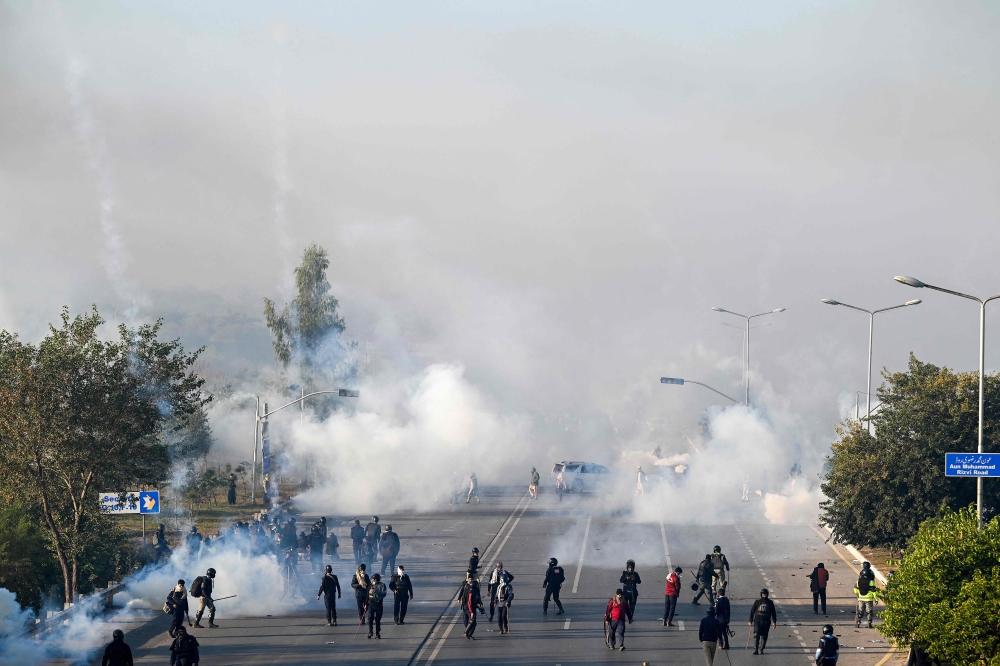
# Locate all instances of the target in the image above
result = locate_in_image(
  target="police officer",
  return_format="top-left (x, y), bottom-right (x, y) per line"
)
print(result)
top-left (854, 562), bottom-right (878, 628)
top-left (316, 564), bottom-right (341, 626)
top-left (715, 587), bottom-right (731, 650)
top-left (619, 559), bottom-right (641, 622)
top-left (468, 547), bottom-right (480, 575)
top-left (693, 554), bottom-right (715, 606)
top-left (711, 545), bottom-right (730, 593)
top-left (815, 624), bottom-right (839, 665)
top-left (351, 563), bottom-right (371, 622)
top-left (350, 519), bottom-right (365, 565)
top-left (367, 573), bottom-right (387, 639)
top-left (380, 525), bottom-right (400, 576)
top-left (308, 524), bottom-right (325, 573)
top-left (155, 524), bottom-right (171, 562)
top-left (389, 565), bottom-right (413, 624)
top-left (749, 588), bottom-right (777, 654)
top-left (185, 526), bottom-right (202, 552)
top-left (193, 568), bottom-right (217, 629)
top-left (543, 557), bottom-right (565, 615)
top-left (458, 571), bottom-right (485, 638)
top-left (364, 516), bottom-right (381, 565)
top-left (101, 629), bottom-right (133, 666)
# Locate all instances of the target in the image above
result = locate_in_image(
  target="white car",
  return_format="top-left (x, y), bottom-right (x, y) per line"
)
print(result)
top-left (550, 461), bottom-right (610, 493)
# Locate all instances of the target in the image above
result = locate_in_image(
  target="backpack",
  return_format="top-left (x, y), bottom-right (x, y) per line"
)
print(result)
top-left (190, 576), bottom-right (204, 598)
top-left (817, 635), bottom-right (838, 662)
top-left (370, 582), bottom-right (387, 603)
top-left (857, 573), bottom-right (873, 595)
top-left (711, 553), bottom-right (724, 569)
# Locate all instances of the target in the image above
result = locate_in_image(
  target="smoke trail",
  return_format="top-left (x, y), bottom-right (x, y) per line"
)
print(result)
top-left (270, 18), bottom-right (295, 290)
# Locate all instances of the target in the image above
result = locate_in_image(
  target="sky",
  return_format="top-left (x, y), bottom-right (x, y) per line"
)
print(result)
top-left (2, 0), bottom-right (1000, 469)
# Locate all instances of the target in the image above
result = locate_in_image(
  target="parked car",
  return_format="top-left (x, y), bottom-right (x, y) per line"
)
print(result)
top-left (550, 461), bottom-right (610, 493)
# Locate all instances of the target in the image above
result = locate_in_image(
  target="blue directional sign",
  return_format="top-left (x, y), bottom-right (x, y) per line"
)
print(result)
top-left (139, 490), bottom-right (160, 514)
top-left (660, 377), bottom-right (684, 385)
top-left (945, 453), bottom-right (1000, 477)
top-left (100, 491), bottom-right (160, 514)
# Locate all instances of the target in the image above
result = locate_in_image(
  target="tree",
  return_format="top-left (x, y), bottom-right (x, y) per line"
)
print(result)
top-left (263, 243), bottom-right (348, 369)
top-left (820, 354), bottom-right (1000, 549)
top-left (0, 502), bottom-right (60, 611)
top-left (0, 307), bottom-right (207, 604)
top-left (879, 506), bottom-right (1000, 665)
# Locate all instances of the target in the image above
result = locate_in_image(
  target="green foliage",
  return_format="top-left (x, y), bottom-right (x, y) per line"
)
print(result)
top-left (0, 502), bottom-right (59, 611)
top-left (0, 307), bottom-right (208, 604)
top-left (821, 354), bottom-right (1000, 549)
top-left (263, 243), bottom-right (351, 371)
top-left (880, 506), bottom-right (1000, 664)
top-left (182, 466), bottom-right (228, 510)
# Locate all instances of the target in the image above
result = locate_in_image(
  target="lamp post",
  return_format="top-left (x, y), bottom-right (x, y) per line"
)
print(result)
top-left (660, 376), bottom-right (738, 403)
top-left (712, 307), bottom-right (785, 409)
top-left (250, 388), bottom-right (360, 505)
top-left (820, 298), bottom-right (921, 433)
top-left (895, 275), bottom-right (1000, 529)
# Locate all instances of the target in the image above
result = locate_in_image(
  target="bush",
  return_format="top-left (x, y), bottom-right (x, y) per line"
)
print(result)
top-left (0, 502), bottom-right (60, 611)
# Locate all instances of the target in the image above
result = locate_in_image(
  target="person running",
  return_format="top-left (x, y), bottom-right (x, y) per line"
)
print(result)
top-left (664, 566), bottom-right (682, 627)
top-left (316, 565), bottom-right (341, 626)
top-left (809, 562), bottom-right (829, 615)
top-left (529, 467), bottom-right (540, 500)
top-left (605, 589), bottom-right (627, 651)
top-left (749, 588), bottom-right (778, 655)
top-left (467, 472), bottom-right (480, 504)
top-left (619, 559), bottom-right (641, 622)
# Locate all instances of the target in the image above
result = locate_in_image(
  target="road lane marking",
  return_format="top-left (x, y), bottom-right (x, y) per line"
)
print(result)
top-left (678, 620), bottom-right (685, 631)
top-left (572, 516), bottom-right (592, 593)
top-left (563, 619), bottom-right (571, 629)
top-left (659, 521), bottom-right (672, 570)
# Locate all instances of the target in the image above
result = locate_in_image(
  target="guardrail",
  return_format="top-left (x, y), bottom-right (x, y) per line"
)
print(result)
top-left (21, 581), bottom-right (125, 638)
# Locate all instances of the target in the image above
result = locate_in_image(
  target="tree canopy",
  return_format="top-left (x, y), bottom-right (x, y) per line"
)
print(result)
top-left (821, 354), bottom-right (1000, 549)
top-left (0, 307), bottom-right (207, 604)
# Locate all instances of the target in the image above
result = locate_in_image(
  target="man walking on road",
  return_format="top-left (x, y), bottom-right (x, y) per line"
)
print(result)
top-left (350, 520), bottom-right (365, 565)
top-left (467, 472), bottom-right (480, 504)
top-left (715, 587), bottom-right (731, 650)
top-left (605, 589), bottom-right (627, 651)
top-left (664, 566), bottom-right (682, 627)
top-left (316, 565), bottom-right (341, 626)
top-left (192, 568), bottom-right (217, 629)
top-left (619, 559), bottom-right (641, 622)
top-left (351, 563), bottom-right (371, 622)
top-left (711, 545), bottom-right (730, 594)
top-left (389, 565), bottom-right (413, 625)
top-left (367, 573), bottom-right (387, 639)
top-left (494, 568), bottom-right (514, 634)
top-left (699, 607), bottom-right (722, 666)
top-left (815, 624), bottom-right (840, 666)
top-left (809, 562), bottom-right (829, 615)
top-left (693, 554), bottom-right (715, 606)
top-left (489, 562), bottom-right (514, 622)
top-left (459, 571), bottom-right (485, 639)
top-left (749, 588), bottom-right (778, 655)
top-left (380, 524), bottom-right (400, 576)
top-left (529, 467), bottom-right (540, 499)
top-left (543, 557), bottom-right (566, 615)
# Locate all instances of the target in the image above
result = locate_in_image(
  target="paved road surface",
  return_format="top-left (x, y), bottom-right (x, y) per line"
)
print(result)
top-left (104, 487), bottom-right (893, 666)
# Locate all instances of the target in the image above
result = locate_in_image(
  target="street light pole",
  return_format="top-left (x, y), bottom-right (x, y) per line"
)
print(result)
top-left (820, 298), bottom-right (921, 433)
top-left (660, 377), bottom-right (738, 403)
top-left (712, 307), bottom-right (785, 410)
top-left (895, 275), bottom-right (1000, 529)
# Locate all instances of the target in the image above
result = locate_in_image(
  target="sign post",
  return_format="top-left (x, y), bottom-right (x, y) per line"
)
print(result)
top-left (100, 491), bottom-right (160, 552)
top-left (945, 453), bottom-right (1000, 478)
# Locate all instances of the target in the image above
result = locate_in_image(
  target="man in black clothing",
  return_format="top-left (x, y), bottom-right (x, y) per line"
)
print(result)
top-left (699, 607), bottom-right (722, 666)
top-left (543, 557), bottom-right (565, 615)
top-left (309, 524), bottom-right (325, 573)
top-left (693, 554), bottom-right (715, 606)
top-left (389, 565), bottom-right (414, 624)
top-left (619, 559), bottom-right (641, 622)
top-left (367, 573), bottom-right (387, 639)
top-left (364, 516), bottom-right (381, 564)
top-left (169, 626), bottom-right (199, 666)
top-left (715, 588), bottom-right (731, 650)
top-left (469, 547), bottom-right (480, 575)
top-left (167, 582), bottom-right (189, 638)
top-left (350, 519), bottom-right (365, 565)
top-left (316, 565), bottom-right (341, 626)
top-left (155, 524), bottom-right (171, 562)
top-left (101, 629), bottom-right (133, 666)
top-left (459, 571), bottom-right (485, 638)
top-left (351, 563), bottom-right (371, 621)
top-left (749, 588), bottom-right (778, 655)
top-left (380, 525), bottom-right (400, 576)
top-left (193, 568), bottom-right (217, 629)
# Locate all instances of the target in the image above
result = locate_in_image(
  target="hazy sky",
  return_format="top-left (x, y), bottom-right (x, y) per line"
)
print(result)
top-left (2, 1), bottom-right (1000, 450)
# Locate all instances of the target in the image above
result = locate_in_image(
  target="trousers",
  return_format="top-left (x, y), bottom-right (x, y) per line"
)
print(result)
top-left (367, 603), bottom-right (383, 637)
top-left (355, 594), bottom-right (367, 620)
top-left (754, 622), bottom-right (771, 651)
top-left (813, 588), bottom-right (827, 614)
top-left (693, 581), bottom-right (715, 606)
top-left (608, 619), bottom-right (625, 647)
top-left (497, 604), bottom-right (509, 632)
top-left (622, 590), bottom-right (637, 621)
top-left (857, 600), bottom-right (874, 626)
top-left (702, 640), bottom-right (718, 665)
top-left (544, 586), bottom-right (564, 612)
top-left (664, 594), bottom-right (678, 625)
top-left (353, 542), bottom-right (363, 565)
top-left (323, 594), bottom-right (337, 623)
top-left (394, 595), bottom-right (408, 623)
top-left (381, 554), bottom-right (396, 576)
top-left (464, 609), bottom-right (478, 637)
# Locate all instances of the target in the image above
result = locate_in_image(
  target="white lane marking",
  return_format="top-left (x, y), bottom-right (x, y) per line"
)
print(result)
top-left (572, 516), bottom-right (592, 593)
top-left (678, 620), bottom-right (685, 631)
top-left (659, 521), bottom-right (672, 570)
top-left (426, 611), bottom-right (462, 663)
top-left (564, 619), bottom-right (571, 629)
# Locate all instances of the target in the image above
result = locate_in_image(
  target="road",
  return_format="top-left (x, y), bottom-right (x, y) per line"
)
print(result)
top-left (108, 486), bottom-right (894, 666)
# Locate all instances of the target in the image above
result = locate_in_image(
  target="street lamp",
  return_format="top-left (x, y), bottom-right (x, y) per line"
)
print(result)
top-left (820, 298), bottom-right (921, 433)
top-left (660, 377), bottom-right (738, 403)
top-left (712, 307), bottom-right (785, 409)
top-left (250, 388), bottom-right (360, 505)
top-left (895, 275), bottom-right (1000, 529)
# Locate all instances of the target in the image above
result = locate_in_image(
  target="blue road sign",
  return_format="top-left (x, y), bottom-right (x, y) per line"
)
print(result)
top-left (139, 490), bottom-right (160, 514)
top-left (100, 490), bottom-right (160, 514)
top-left (660, 377), bottom-right (684, 385)
top-left (945, 453), bottom-right (1000, 477)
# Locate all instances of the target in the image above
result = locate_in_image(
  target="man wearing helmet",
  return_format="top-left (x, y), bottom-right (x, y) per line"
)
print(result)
top-left (193, 568), bottom-right (217, 629)
top-left (815, 624), bottom-right (839, 666)
top-left (748, 588), bottom-right (778, 654)
top-left (619, 560), bottom-right (642, 622)
top-left (101, 628), bottom-right (133, 666)
top-left (542, 557), bottom-right (565, 615)
top-left (711, 546), bottom-right (730, 594)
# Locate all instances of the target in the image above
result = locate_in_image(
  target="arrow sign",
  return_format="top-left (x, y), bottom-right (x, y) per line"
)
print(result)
top-left (139, 491), bottom-right (160, 514)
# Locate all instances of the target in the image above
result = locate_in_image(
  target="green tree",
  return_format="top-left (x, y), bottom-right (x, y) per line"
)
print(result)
top-left (263, 243), bottom-right (347, 368)
top-left (821, 354), bottom-right (1000, 549)
top-left (0, 502), bottom-right (60, 611)
top-left (0, 307), bottom-right (207, 604)
top-left (880, 506), bottom-right (1000, 665)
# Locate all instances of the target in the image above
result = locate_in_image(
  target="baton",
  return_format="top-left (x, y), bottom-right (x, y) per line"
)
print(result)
top-left (745, 627), bottom-right (752, 650)
top-left (354, 603), bottom-right (369, 638)
top-left (213, 595), bottom-right (238, 602)
top-left (604, 620), bottom-right (609, 647)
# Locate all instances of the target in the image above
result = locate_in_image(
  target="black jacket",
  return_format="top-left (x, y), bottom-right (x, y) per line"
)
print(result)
top-left (389, 573), bottom-right (413, 599)
top-left (381, 531), bottom-right (400, 557)
top-left (619, 570), bottom-right (641, 594)
top-left (469, 554), bottom-right (480, 572)
top-left (460, 580), bottom-right (484, 611)
top-left (544, 565), bottom-right (566, 590)
top-left (697, 559), bottom-right (714, 583)
top-left (102, 638), bottom-right (133, 666)
top-left (750, 598), bottom-right (777, 626)
top-left (169, 634), bottom-right (199, 665)
top-left (715, 596), bottom-right (731, 623)
top-left (698, 616), bottom-right (722, 642)
top-left (351, 571), bottom-right (371, 598)
top-left (350, 524), bottom-right (365, 543)
top-left (318, 573), bottom-right (341, 597)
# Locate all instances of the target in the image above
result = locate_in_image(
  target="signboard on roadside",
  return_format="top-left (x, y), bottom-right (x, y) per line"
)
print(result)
top-left (945, 453), bottom-right (1000, 477)
top-left (100, 491), bottom-right (160, 514)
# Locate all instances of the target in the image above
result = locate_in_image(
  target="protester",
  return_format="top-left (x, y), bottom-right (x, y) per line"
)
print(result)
top-left (809, 562), bottom-right (829, 615)
top-left (101, 629), bottom-right (133, 666)
top-left (699, 607), bottom-right (722, 666)
top-left (604, 589), bottom-right (627, 651)
top-left (664, 566), bottom-right (682, 627)
top-left (316, 564), bottom-right (341, 626)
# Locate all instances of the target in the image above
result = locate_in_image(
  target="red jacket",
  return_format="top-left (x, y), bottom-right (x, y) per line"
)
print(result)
top-left (605, 598), bottom-right (625, 622)
top-left (812, 567), bottom-right (829, 589)
top-left (665, 572), bottom-right (681, 596)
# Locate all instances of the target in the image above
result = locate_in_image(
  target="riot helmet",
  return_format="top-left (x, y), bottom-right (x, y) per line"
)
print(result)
top-left (760, 588), bottom-right (769, 597)
top-left (626, 559), bottom-right (635, 570)
top-left (549, 557), bottom-right (558, 566)
top-left (113, 629), bottom-right (124, 640)
top-left (206, 568), bottom-right (216, 577)
top-left (822, 624), bottom-right (834, 635)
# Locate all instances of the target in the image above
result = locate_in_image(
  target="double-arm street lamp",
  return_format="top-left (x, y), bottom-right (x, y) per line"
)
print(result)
top-left (250, 389), bottom-right (360, 505)
top-left (895, 275), bottom-right (1000, 529)
top-left (820, 298), bottom-right (921, 433)
top-left (711, 307), bottom-right (785, 409)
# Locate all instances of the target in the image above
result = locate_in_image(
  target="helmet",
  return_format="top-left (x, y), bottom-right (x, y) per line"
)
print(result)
top-left (373, 516), bottom-right (379, 522)
top-left (206, 568), bottom-right (216, 577)
top-left (190, 526), bottom-right (198, 533)
top-left (372, 574), bottom-right (381, 581)
top-left (112, 629), bottom-right (124, 640)
top-left (325, 565), bottom-right (332, 573)
top-left (760, 588), bottom-right (769, 597)
top-left (385, 525), bottom-right (392, 531)
top-left (822, 624), bottom-right (834, 635)
top-left (862, 561), bottom-right (871, 569)
top-left (472, 547), bottom-right (479, 553)
top-left (549, 557), bottom-right (558, 566)
top-left (713, 545), bottom-right (721, 552)
top-left (626, 559), bottom-right (635, 569)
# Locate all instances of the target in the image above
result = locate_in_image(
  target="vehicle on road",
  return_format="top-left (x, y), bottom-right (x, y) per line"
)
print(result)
top-left (550, 461), bottom-right (610, 493)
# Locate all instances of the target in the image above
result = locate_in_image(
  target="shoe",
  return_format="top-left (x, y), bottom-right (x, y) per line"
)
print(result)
top-left (209, 622), bottom-right (218, 628)
top-left (556, 609), bottom-right (564, 615)
top-left (868, 624), bottom-right (873, 629)
top-left (692, 601), bottom-right (700, 605)
top-left (326, 622), bottom-right (332, 627)
top-left (367, 634), bottom-right (373, 639)
top-left (619, 646), bottom-right (625, 651)
top-left (543, 609), bottom-right (547, 615)
top-left (399, 621), bottom-right (404, 625)
top-left (194, 623), bottom-right (204, 628)
top-left (753, 650), bottom-right (759, 655)
top-left (469, 636), bottom-right (476, 640)
top-left (668, 622), bottom-right (675, 627)
top-left (662, 621), bottom-right (667, 626)
top-left (376, 635), bottom-right (381, 639)
top-left (333, 621), bottom-right (337, 626)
